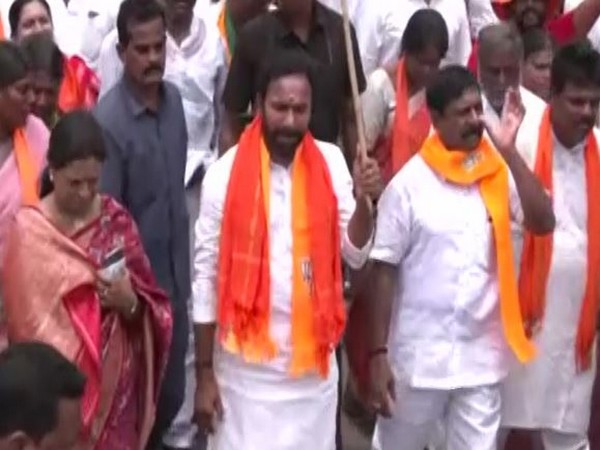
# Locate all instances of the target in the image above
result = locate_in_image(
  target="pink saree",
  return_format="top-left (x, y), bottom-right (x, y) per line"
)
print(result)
top-left (1, 195), bottom-right (172, 450)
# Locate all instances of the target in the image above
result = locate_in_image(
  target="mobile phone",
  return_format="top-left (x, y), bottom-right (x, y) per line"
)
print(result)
top-left (98, 247), bottom-right (126, 281)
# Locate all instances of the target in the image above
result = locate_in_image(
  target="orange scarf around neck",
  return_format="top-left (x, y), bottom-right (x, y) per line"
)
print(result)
top-left (390, 57), bottom-right (431, 174)
top-left (0, 18), bottom-right (5, 40)
top-left (519, 107), bottom-right (600, 371)
top-left (217, 116), bottom-right (345, 377)
top-left (420, 133), bottom-right (536, 363)
top-left (13, 127), bottom-right (39, 205)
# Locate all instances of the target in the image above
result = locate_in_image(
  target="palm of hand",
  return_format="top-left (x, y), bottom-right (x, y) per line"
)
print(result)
top-left (487, 88), bottom-right (525, 152)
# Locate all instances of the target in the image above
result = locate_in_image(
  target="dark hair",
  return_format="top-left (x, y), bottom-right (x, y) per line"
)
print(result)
top-left (522, 28), bottom-right (555, 60)
top-left (551, 41), bottom-right (600, 95)
top-left (257, 49), bottom-right (316, 101)
top-left (8, 0), bottom-right (52, 37)
top-left (401, 9), bottom-right (449, 59)
top-left (0, 41), bottom-right (30, 90)
top-left (117, 0), bottom-right (165, 46)
top-left (426, 65), bottom-right (480, 115)
top-left (19, 33), bottom-right (63, 83)
top-left (48, 110), bottom-right (107, 169)
top-left (0, 342), bottom-right (85, 441)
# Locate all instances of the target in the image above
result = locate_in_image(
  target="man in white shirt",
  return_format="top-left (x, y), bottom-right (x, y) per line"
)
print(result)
top-left (368, 65), bottom-right (555, 450)
top-left (478, 24), bottom-right (547, 165)
top-left (501, 41), bottom-right (600, 450)
top-left (192, 49), bottom-right (380, 450)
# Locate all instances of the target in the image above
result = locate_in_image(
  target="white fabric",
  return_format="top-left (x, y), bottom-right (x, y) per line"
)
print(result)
top-left (501, 130), bottom-right (600, 436)
top-left (2, 0), bottom-right (122, 69)
top-left (164, 16), bottom-right (227, 159)
top-left (370, 154), bottom-right (523, 390)
top-left (361, 68), bottom-right (395, 152)
top-left (541, 429), bottom-right (590, 450)
top-left (192, 140), bottom-right (372, 450)
top-left (465, 0), bottom-right (499, 38)
top-left (387, 0), bottom-right (472, 66)
top-left (372, 383), bottom-right (502, 450)
top-left (317, 0), bottom-right (402, 75)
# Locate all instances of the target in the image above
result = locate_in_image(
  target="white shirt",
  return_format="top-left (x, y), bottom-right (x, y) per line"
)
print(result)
top-left (389, 0), bottom-right (472, 66)
top-left (502, 132), bottom-right (598, 434)
top-left (317, 0), bottom-right (402, 75)
top-left (2, 0), bottom-right (123, 69)
top-left (192, 140), bottom-right (371, 380)
top-left (466, 0), bottom-right (499, 38)
top-left (371, 152), bottom-right (523, 390)
top-left (163, 16), bottom-right (227, 164)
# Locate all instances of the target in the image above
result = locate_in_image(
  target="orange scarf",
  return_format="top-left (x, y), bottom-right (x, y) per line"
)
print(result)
top-left (0, 17), bottom-right (5, 40)
top-left (390, 58), bottom-right (431, 175)
top-left (13, 128), bottom-right (39, 205)
top-left (217, 116), bottom-right (345, 377)
top-left (420, 133), bottom-right (536, 363)
top-left (519, 108), bottom-right (600, 371)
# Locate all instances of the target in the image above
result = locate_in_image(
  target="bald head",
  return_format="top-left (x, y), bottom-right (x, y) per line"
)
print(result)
top-left (478, 24), bottom-right (523, 114)
top-left (478, 23), bottom-right (523, 63)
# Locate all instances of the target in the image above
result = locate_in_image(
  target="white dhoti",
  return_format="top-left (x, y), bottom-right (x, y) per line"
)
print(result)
top-left (501, 137), bottom-right (596, 446)
top-left (372, 382), bottom-right (501, 450)
top-left (208, 352), bottom-right (338, 450)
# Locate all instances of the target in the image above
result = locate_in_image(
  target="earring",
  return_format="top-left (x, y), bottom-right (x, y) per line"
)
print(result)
top-left (49, 172), bottom-right (54, 182)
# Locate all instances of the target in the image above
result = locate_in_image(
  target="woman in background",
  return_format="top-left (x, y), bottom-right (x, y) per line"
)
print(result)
top-left (20, 33), bottom-right (63, 127)
top-left (521, 28), bottom-right (555, 101)
top-left (9, 0), bottom-right (99, 112)
top-left (1, 111), bottom-right (172, 450)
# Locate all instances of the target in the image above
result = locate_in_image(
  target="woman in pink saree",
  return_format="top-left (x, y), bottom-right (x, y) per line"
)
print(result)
top-left (1, 111), bottom-right (173, 450)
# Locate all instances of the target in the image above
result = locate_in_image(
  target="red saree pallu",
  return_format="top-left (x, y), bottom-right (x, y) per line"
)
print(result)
top-left (1, 196), bottom-right (172, 450)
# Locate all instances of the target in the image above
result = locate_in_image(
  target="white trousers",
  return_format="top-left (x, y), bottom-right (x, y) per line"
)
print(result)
top-left (497, 428), bottom-right (589, 450)
top-left (373, 384), bottom-right (501, 450)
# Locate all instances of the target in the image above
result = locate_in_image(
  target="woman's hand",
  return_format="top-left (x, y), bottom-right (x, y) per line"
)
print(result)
top-left (97, 271), bottom-right (138, 317)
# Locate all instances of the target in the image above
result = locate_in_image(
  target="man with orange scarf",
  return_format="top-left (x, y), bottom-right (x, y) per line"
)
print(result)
top-left (368, 66), bottom-right (555, 450)
top-left (191, 49), bottom-right (380, 450)
top-left (500, 41), bottom-right (600, 450)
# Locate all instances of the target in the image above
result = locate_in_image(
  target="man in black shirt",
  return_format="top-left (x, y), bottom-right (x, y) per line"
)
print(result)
top-left (220, 0), bottom-right (365, 166)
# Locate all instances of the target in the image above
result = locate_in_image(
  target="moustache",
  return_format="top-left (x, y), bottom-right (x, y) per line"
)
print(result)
top-left (461, 126), bottom-right (484, 140)
top-left (143, 65), bottom-right (163, 76)
top-left (274, 129), bottom-right (304, 141)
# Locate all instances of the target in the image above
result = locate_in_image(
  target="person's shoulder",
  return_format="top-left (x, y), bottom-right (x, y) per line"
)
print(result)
top-left (520, 86), bottom-right (547, 117)
top-left (203, 146), bottom-right (238, 193)
top-left (163, 80), bottom-right (183, 101)
top-left (94, 84), bottom-right (122, 120)
top-left (387, 154), bottom-right (430, 192)
top-left (239, 10), bottom-right (276, 38)
top-left (24, 115), bottom-right (50, 160)
top-left (314, 139), bottom-right (347, 169)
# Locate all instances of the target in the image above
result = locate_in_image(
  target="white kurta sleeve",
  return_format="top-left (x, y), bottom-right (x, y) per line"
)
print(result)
top-left (370, 174), bottom-right (412, 265)
top-left (448, 5), bottom-right (473, 66)
top-left (191, 156), bottom-right (230, 324)
top-left (322, 144), bottom-right (373, 270)
top-left (97, 30), bottom-right (123, 99)
top-left (378, 4), bottom-right (402, 68)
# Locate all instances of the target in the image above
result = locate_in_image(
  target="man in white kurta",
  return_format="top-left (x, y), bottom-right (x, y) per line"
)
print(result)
top-left (501, 42), bottom-right (600, 450)
top-left (192, 52), bottom-right (380, 450)
top-left (368, 66), bottom-right (555, 450)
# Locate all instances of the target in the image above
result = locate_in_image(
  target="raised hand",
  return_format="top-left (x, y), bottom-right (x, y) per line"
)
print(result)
top-left (483, 87), bottom-right (526, 154)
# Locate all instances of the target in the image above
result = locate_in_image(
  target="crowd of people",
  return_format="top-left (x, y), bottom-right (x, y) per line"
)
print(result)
top-left (1, 0), bottom-right (600, 449)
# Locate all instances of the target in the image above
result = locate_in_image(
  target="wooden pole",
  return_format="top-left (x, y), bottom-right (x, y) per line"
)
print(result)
top-left (339, 0), bottom-right (368, 161)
